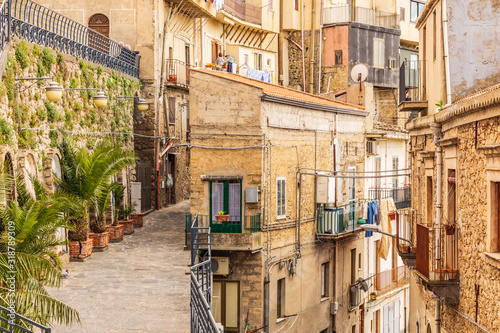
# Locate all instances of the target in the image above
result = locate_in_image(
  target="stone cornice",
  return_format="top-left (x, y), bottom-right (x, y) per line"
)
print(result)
top-left (420, 150), bottom-right (436, 158)
top-left (477, 144), bottom-right (500, 157)
top-left (406, 115), bottom-right (434, 131)
top-left (438, 137), bottom-right (458, 147)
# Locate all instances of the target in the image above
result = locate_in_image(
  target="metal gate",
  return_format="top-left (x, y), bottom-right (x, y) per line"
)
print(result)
top-left (137, 160), bottom-right (152, 212)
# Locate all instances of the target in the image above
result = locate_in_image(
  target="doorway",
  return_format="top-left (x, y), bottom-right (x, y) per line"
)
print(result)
top-left (213, 281), bottom-right (239, 332)
top-left (167, 154), bottom-right (175, 205)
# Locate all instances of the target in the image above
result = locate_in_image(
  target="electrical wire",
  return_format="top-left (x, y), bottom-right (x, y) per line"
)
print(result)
top-left (20, 127), bottom-right (171, 139)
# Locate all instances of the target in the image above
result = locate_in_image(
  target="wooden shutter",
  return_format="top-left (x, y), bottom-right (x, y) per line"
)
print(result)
top-left (168, 97), bottom-right (176, 125)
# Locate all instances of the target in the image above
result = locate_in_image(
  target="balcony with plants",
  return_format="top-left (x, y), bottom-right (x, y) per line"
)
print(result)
top-left (415, 222), bottom-right (459, 304)
top-left (165, 59), bottom-right (194, 89)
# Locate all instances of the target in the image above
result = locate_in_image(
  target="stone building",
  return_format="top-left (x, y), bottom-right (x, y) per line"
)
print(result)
top-left (187, 68), bottom-right (371, 332)
top-left (401, 1), bottom-right (500, 332)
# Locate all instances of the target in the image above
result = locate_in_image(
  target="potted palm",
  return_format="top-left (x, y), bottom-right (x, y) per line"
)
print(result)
top-left (56, 135), bottom-right (136, 259)
top-left (119, 204), bottom-right (134, 235)
top-left (130, 202), bottom-right (143, 227)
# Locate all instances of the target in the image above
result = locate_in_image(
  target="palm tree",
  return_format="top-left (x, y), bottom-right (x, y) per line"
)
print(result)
top-left (56, 136), bottom-right (136, 238)
top-left (0, 169), bottom-right (81, 329)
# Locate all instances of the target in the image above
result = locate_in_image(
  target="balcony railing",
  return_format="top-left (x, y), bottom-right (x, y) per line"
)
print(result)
top-left (416, 223), bottom-right (459, 282)
top-left (166, 59), bottom-right (193, 88)
top-left (316, 202), bottom-right (364, 236)
top-left (373, 266), bottom-right (409, 295)
top-left (323, 5), bottom-right (399, 29)
top-left (0, 305), bottom-right (52, 333)
top-left (2, 0), bottom-right (140, 77)
top-left (368, 186), bottom-right (411, 210)
top-left (399, 59), bottom-right (426, 104)
top-left (186, 213), bottom-right (261, 234)
top-left (222, 0), bottom-right (262, 25)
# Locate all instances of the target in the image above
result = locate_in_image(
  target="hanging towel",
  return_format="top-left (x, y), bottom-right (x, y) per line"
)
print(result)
top-left (365, 202), bottom-right (374, 237)
top-left (362, 202), bottom-right (368, 220)
top-left (377, 199), bottom-right (394, 260)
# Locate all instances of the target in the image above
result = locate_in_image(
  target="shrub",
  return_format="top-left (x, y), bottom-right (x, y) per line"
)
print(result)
top-left (37, 107), bottom-right (47, 121)
top-left (45, 100), bottom-right (60, 122)
top-left (41, 47), bottom-right (56, 73)
top-left (69, 77), bottom-right (78, 89)
top-left (0, 118), bottom-right (12, 144)
top-left (32, 44), bottom-right (41, 57)
top-left (73, 102), bottom-right (82, 111)
top-left (15, 40), bottom-right (30, 69)
top-left (56, 52), bottom-right (64, 64)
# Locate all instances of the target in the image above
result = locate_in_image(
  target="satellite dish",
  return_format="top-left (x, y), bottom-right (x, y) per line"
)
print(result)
top-left (351, 64), bottom-right (369, 83)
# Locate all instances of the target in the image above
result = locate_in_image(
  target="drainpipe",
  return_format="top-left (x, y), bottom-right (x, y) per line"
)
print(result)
top-left (264, 275), bottom-right (270, 333)
top-left (317, 0), bottom-right (324, 94)
top-left (430, 123), bottom-right (442, 262)
top-left (435, 297), bottom-right (442, 333)
top-left (442, 0), bottom-right (452, 105)
top-left (301, 0), bottom-right (306, 91)
top-left (309, 0), bottom-right (316, 94)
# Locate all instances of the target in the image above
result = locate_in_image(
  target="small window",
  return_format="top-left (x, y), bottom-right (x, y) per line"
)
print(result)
top-left (277, 177), bottom-right (286, 219)
top-left (254, 53), bottom-right (263, 70)
top-left (267, 58), bottom-right (271, 67)
top-left (400, 7), bottom-right (405, 21)
top-left (334, 50), bottom-right (342, 65)
top-left (388, 59), bottom-right (396, 69)
top-left (244, 54), bottom-right (249, 65)
top-left (294, 0), bottom-right (299, 10)
top-left (277, 278), bottom-right (285, 318)
top-left (410, 0), bottom-right (425, 23)
top-left (358, 253), bottom-right (362, 270)
top-left (410, 54), bottom-right (418, 70)
top-left (373, 39), bottom-right (385, 68)
top-left (321, 262), bottom-right (329, 297)
top-left (168, 97), bottom-right (176, 125)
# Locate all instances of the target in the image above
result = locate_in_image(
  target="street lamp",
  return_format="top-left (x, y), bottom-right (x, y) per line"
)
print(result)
top-left (16, 77), bottom-right (63, 130)
top-left (67, 88), bottom-right (108, 108)
top-left (359, 224), bottom-right (413, 246)
top-left (116, 96), bottom-right (149, 111)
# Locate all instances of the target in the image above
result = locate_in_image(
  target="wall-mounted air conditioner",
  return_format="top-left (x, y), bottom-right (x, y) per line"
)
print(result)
top-left (211, 257), bottom-right (229, 275)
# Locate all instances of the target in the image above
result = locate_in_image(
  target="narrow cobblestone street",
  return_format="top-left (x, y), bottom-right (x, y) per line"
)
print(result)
top-left (50, 201), bottom-right (191, 333)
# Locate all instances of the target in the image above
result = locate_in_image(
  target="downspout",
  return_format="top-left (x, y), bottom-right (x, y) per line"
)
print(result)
top-left (317, 0), bottom-right (324, 94)
top-left (156, 97), bottom-right (162, 210)
top-left (309, 0), bottom-right (316, 94)
top-left (442, 0), bottom-right (452, 105)
top-left (435, 297), bottom-right (442, 333)
top-left (301, 0), bottom-right (306, 91)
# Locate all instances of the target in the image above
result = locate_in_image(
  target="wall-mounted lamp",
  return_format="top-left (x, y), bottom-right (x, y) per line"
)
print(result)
top-left (67, 88), bottom-right (108, 108)
top-left (116, 96), bottom-right (149, 111)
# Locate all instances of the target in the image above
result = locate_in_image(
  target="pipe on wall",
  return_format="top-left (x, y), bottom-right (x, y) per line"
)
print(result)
top-left (301, 0), bottom-right (306, 91)
top-left (435, 298), bottom-right (442, 333)
top-left (309, 0), bottom-right (316, 94)
top-left (442, 0), bottom-right (452, 105)
top-left (317, 0), bottom-right (324, 94)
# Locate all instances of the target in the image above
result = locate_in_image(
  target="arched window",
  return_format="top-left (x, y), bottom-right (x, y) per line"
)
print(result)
top-left (88, 14), bottom-right (110, 53)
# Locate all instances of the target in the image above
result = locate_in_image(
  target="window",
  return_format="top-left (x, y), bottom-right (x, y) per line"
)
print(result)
top-left (373, 39), bottom-right (384, 68)
top-left (254, 53), bottom-right (263, 70)
top-left (211, 180), bottom-right (241, 221)
top-left (334, 50), bottom-right (342, 65)
top-left (410, 0), bottom-right (425, 23)
top-left (392, 157), bottom-right (399, 187)
top-left (388, 59), bottom-right (396, 69)
top-left (268, 0), bottom-right (273, 11)
top-left (358, 253), bottom-right (362, 270)
top-left (244, 54), bottom-right (249, 65)
top-left (350, 248), bottom-right (356, 284)
top-left (267, 58), bottom-right (271, 67)
top-left (321, 262), bottom-right (329, 297)
top-left (410, 54), bottom-right (418, 70)
top-left (400, 7), bottom-right (405, 21)
top-left (294, 0), bottom-right (299, 10)
top-left (348, 167), bottom-right (356, 202)
top-left (426, 176), bottom-right (433, 224)
top-left (433, 10), bottom-right (437, 60)
top-left (277, 278), bottom-right (285, 318)
top-left (88, 14), bottom-right (110, 53)
top-left (277, 178), bottom-right (286, 219)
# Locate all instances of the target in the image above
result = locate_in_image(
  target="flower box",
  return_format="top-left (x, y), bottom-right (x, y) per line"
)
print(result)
top-left (89, 232), bottom-right (109, 252)
top-left (168, 74), bottom-right (177, 82)
top-left (119, 220), bottom-right (135, 235)
top-left (215, 215), bottom-right (229, 222)
top-left (106, 225), bottom-right (124, 242)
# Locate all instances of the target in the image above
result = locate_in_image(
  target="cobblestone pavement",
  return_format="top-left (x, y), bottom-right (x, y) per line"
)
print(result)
top-left (50, 201), bottom-right (191, 333)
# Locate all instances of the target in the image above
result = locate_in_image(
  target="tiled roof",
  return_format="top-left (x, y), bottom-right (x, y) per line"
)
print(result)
top-left (191, 68), bottom-right (364, 112)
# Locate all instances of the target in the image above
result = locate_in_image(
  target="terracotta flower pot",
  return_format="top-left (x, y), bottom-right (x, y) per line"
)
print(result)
top-left (215, 215), bottom-right (229, 222)
top-left (89, 232), bottom-right (109, 252)
top-left (131, 213), bottom-right (144, 228)
top-left (106, 225), bottom-right (124, 243)
top-left (119, 220), bottom-right (135, 235)
top-left (70, 238), bottom-right (93, 262)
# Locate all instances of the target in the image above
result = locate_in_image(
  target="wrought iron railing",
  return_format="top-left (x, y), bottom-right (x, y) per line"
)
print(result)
top-left (223, 0), bottom-right (262, 25)
top-left (399, 59), bottom-right (426, 104)
top-left (166, 59), bottom-right (193, 87)
top-left (323, 5), bottom-right (399, 29)
top-left (189, 214), bottom-right (219, 333)
top-left (0, 304), bottom-right (52, 333)
top-left (368, 186), bottom-right (411, 210)
top-left (186, 213), bottom-right (262, 234)
top-left (416, 223), bottom-right (459, 282)
top-left (1, 0), bottom-right (140, 78)
top-left (316, 202), bottom-right (363, 236)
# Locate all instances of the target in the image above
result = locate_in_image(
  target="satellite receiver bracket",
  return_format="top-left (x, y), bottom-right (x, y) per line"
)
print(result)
top-left (351, 64), bottom-right (368, 103)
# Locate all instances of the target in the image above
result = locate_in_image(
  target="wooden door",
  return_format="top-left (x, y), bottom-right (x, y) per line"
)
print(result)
top-left (88, 14), bottom-right (110, 54)
top-left (137, 160), bottom-right (152, 212)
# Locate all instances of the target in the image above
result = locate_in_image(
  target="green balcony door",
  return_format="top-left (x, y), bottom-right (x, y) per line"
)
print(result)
top-left (210, 180), bottom-right (242, 232)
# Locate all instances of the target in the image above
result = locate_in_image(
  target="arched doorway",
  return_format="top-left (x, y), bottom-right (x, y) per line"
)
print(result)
top-left (88, 14), bottom-right (110, 53)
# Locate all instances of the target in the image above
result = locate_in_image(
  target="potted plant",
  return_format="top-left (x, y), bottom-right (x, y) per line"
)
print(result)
top-left (106, 185), bottom-right (125, 242)
top-left (444, 224), bottom-right (455, 235)
top-left (130, 202), bottom-right (143, 227)
top-left (370, 291), bottom-right (377, 301)
top-left (399, 243), bottom-right (410, 253)
top-left (119, 204), bottom-right (135, 235)
top-left (68, 212), bottom-right (93, 261)
top-left (205, 63), bottom-right (215, 69)
top-left (215, 210), bottom-right (229, 222)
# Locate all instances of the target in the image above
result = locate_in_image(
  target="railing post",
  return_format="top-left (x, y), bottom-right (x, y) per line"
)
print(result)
top-left (7, 0), bottom-right (11, 42)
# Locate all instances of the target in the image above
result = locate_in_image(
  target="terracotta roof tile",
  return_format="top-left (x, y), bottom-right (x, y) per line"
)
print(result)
top-left (192, 68), bottom-right (364, 111)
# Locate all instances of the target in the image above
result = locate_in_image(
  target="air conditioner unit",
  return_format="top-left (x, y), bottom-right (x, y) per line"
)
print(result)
top-left (366, 141), bottom-right (378, 155)
top-left (211, 257), bottom-right (230, 275)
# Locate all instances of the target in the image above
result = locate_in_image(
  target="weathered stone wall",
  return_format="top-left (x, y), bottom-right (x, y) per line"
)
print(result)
top-left (0, 39), bottom-right (137, 195)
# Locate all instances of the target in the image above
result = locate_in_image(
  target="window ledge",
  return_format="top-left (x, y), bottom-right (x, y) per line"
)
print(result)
top-left (321, 297), bottom-right (330, 303)
top-left (482, 252), bottom-right (500, 270)
top-left (276, 318), bottom-right (286, 324)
